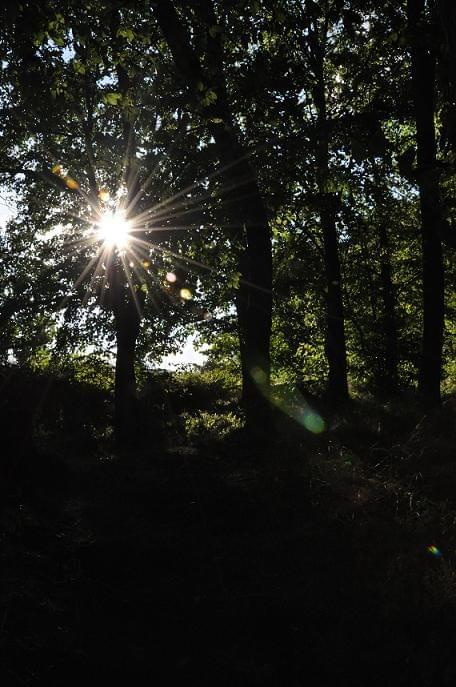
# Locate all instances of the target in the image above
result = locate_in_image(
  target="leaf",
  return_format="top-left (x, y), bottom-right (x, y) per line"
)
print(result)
top-left (104, 92), bottom-right (122, 106)
top-left (227, 271), bottom-right (241, 290)
top-left (117, 27), bottom-right (135, 42)
top-left (201, 89), bottom-right (218, 107)
top-left (73, 60), bottom-right (86, 75)
top-left (33, 31), bottom-right (45, 46)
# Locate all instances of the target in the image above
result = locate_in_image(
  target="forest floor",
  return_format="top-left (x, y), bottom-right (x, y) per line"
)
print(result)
top-left (1, 389), bottom-right (456, 686)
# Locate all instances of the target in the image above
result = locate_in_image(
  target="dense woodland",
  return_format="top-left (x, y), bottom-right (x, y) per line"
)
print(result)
top-left (1, 1), bottom-right (456, 685)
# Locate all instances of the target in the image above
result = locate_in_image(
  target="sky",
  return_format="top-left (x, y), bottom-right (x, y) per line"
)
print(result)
top-left (0, 196), bottom-right (14, 228)
top-left (160, 336), bottom-right (208, 369)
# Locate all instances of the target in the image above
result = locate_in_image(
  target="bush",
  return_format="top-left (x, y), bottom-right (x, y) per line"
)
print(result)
top-left (165, 366), bottom-right (239, 413)
top-left (184, 410), bottom-right (244, 444)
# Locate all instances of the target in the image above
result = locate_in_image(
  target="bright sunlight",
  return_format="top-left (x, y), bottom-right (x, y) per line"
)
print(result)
top-left (97, 211), bottom-right (131, 248)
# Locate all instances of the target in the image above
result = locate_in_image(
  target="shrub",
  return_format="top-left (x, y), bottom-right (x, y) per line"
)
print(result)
top-left (184, 410), bottom-right (244, 444)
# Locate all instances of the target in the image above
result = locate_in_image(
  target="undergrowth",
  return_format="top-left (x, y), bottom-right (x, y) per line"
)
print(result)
top-left (1, 368), bottom-right (456, 685)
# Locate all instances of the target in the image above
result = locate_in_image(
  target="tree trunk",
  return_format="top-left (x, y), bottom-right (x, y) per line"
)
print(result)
top-left (408, 0), bottom-right (445, 406)
top-left (378, 222), bottom-right (399, 394)
top-left (114, 299), bottom-right (141, 445)
top-left (209, 126), bottom-right (272, 426)
top-left (154, 0), bottom-right (272, 429)
top-left (107, 11), bottom-right (143, 444)
top-left (436, 0), bottom-right (456, 106)
top-left (314, 63), bottom-right (348, 402)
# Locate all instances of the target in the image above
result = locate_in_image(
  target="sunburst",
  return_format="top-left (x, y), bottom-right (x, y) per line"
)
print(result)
top-left (96, 210), bottom-right (131, 248)
top-left (45, 145), bottom-right (269, 326)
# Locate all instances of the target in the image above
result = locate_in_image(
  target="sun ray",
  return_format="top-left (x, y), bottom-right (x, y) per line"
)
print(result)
top-left (131, 234), bottom-right (271, 294)
top-left (127, 176), bottom-right (258, 241)
top-left (31, 140), bottom-right (270, 340)
top-left (81, 244), bottom-right (113, 308)
top-left (119, 251), bottom-right (143, 316)
top-left (128, 150), bottom-right (256, 231)
top-left (124, 245), bottom-right (167, 316)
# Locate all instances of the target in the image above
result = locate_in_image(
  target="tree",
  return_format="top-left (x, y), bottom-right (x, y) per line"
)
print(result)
top-left (304, 3), bottom-right (348, 400)
top-left (0, 0), bottom-right (199, 443)
top-left (153, 0), bottom-right (273, 429)
top-left (408, 0), bottom-right (445, 405)
top-left (1, 0), bottom-right (455, 450)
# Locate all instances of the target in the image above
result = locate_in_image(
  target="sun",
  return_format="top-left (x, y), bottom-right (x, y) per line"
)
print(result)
top-left (97, 211), bottom-right (131, 248)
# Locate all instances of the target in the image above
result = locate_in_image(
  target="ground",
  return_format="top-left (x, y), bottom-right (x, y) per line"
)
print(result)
top-left (1, 391), bottom-right (456, 686)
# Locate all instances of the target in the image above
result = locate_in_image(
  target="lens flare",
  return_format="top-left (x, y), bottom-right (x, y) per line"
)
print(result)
top-left (180, 288), bottom-right (193, 300)
top-left (65, 176), bottom-right (79, 190)
top-left (98, 189), bottom-right (110, 202)
top-left (427, 545), bottom-right (442, 557)
top-left (251, 366), bottom-right (267, 385)
top-left (265, 382), bottom-right (326, 434)
top-left (301, 410), bottom-right (325, 433)
top-left (97, 211), bottom-right (131, 248)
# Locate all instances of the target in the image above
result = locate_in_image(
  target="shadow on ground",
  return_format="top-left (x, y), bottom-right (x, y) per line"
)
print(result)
top-left (1, 404), bottom-right (456, 686)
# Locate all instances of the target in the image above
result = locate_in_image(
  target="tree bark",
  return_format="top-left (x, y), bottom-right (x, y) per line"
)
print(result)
top-left (154, 0), bottom-right (272, 429)
top-left (436, 0), bottom-right (456, 103)
top-left (107, 250), bottom-right (143, 445)
top-left (313, 51), bottom-right (348, 402)
top-left (378, 222), bottom-right (399, 394)
top-left (106, 9), bottom-right (144, 444)
top-left (114, 297), bottom-right (141, 445)
top-left (208, 126), bottom-right (272, 424)
top-left (408, 0), bottom-right (445, 406)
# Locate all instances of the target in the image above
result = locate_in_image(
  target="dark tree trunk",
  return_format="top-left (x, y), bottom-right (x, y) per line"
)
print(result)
top-left (378, 222), bottom-right (399, 394)
top-left (108, 253), bottom-right (142, 445)
top-left (419, 212), bottom-right (444, 404)
top-left (114, 299), bottom-right (141, 445)
top-left (154, 0), bottom-right (272, 429)
top-left (215, 152), bottom-right (272, 428)
top-left (106, 11), bottom-right (143, 445)
top-left (408, 0), bottom-right (445, 406)
top-left (436, 0), bottom-right (456, 106)
top-left (209, 127), bottom-right (272, 425)
top-left (313, 62), bottom-right (348, 402)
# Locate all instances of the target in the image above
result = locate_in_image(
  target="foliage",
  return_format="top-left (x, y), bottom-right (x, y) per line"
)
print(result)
top-left (0, 0), bottom-right (455, 414)
top-left (1, 4), bottom-right (456, 682)
top-left (183, 409), bottom-right (244, 444)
